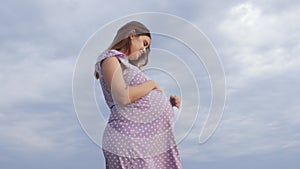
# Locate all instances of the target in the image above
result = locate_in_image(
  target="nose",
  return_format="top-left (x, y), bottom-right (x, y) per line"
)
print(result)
top-left (140, 48), bottom-right (146, 53)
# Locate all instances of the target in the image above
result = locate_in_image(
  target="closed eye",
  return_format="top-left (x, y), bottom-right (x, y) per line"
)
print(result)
top-left (144, 40), bottom-right (149, 47)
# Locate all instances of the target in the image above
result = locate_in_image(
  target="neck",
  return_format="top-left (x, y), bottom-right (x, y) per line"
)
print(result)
top-left (118, 48), bottom-right (129, 55)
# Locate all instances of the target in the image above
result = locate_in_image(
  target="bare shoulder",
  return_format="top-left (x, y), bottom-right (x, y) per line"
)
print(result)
top-left (101, 55), bottom-right (119, 65)
top-left (101, 55), bottom-right (122, 72)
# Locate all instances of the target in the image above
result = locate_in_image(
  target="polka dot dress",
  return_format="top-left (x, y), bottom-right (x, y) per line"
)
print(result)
top-left (95, 50), bottom-right (182, 169)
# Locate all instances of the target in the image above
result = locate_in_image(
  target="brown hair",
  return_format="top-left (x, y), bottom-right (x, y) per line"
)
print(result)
top-left (95, 21), bottom-right (151, 79)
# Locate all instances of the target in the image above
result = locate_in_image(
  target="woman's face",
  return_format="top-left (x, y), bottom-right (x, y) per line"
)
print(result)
top-left (128, 35), bottom-right (151, 60)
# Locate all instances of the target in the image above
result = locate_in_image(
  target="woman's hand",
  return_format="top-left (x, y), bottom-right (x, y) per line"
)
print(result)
top-left (102, 57), bottom-right (162, 105)
top-left (170, 95), bottom-right (181, 109)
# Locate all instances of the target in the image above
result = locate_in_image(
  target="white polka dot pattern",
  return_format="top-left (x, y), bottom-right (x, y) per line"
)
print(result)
top-left (95, 50), bottom-right (182, 169)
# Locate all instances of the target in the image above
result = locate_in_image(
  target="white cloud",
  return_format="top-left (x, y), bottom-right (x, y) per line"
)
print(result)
top-left (0, 39), bottom-right (80, 155)
top-left (220, 2), bottom-right (281, 46)
top-left (0, 40), bottom-right (74, 109)
top-left (219, 2), bottom-right (300, 85)
top-left (174, 1), bottom-right (300, 162)
top-left (2, 113), bottom-right (59, 150)
top-left (1, 0), bottom-right (300, 168)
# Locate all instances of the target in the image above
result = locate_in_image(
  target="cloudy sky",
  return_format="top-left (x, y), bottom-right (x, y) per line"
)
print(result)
top-left (1, 0), bottom-right (300, 169)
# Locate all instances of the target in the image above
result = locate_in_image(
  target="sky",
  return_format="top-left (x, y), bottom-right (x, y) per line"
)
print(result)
top-left (1, 0), bottom-right (300, 169)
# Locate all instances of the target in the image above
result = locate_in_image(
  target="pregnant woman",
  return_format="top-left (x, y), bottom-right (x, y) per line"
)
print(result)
top-left (94, 21), bottom-right (182, 169)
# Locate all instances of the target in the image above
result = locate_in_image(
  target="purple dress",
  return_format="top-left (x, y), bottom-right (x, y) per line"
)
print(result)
top-left (95, 50), bottom-right (182, 169)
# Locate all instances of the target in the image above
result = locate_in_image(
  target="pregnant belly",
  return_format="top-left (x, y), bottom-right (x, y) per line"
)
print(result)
top-left (114, 89), bottom-right (172, 123)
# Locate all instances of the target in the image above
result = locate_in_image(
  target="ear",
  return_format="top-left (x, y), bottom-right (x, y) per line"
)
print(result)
top-left (129, 29), bottom-right (136, 39)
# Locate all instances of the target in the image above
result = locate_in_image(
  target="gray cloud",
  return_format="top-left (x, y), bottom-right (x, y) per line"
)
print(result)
top-left (1, 0), bottom-right (300, 169)
top-left (180, 1), bottom-right (300, 163)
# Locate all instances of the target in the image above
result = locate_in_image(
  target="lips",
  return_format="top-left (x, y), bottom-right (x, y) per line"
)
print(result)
top-left (136, 49), bottom-right (145, 58)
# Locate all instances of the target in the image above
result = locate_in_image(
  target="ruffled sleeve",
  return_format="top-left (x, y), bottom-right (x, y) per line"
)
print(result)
top-left (95, 50), bottom-right (129, 78)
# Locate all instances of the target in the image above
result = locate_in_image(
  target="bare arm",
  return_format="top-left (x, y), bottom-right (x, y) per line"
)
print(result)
top-left (101, 56), bottom-right (161, 105)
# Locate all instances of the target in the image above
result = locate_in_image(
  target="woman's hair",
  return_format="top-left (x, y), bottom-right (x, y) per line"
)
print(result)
top-left (95, 21), bottom-right (151, 79)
